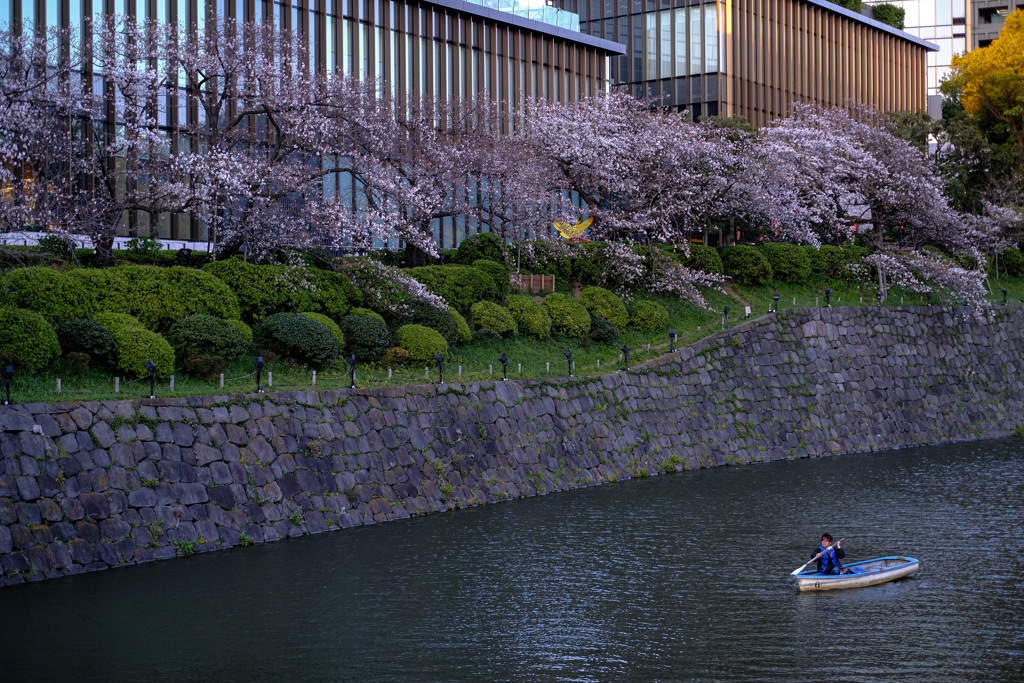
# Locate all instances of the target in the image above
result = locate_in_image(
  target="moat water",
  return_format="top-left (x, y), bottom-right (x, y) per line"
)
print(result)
top-left (0, 438), bottom-right (1022, 682)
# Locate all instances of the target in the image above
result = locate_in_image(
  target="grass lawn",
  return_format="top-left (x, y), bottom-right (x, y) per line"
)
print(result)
top-left (4, 275), bottom-right (1022, 405)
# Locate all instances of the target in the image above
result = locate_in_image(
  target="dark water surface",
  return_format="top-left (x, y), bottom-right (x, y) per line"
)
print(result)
top-left (1, 438), bottom-right (1022, 682)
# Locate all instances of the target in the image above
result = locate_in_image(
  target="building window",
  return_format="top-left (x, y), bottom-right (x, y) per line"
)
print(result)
top-left (689, 5), bottom-right (700, 75)
top-left (704, 3), bottom-right (717, 73)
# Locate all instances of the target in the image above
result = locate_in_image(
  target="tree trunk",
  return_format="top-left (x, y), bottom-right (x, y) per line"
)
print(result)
top-left (403, 242), bottom-right (433, 267)
top-left (93, 232), bottom-right (116, 268)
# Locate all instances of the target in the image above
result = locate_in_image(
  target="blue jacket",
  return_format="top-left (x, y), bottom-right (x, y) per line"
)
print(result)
top-left (814, 544), bottom-right (845, 574)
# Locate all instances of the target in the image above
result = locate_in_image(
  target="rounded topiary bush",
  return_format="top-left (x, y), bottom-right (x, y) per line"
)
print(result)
top-left (543, 293), bottom-right (591, 339)
top-left (472, 259), bottom-right (511, 299)
top-left (111, 326), bottom-right (175, 378)
top-left (226, 319), bottom-right (253, 345)
top-left (506, 295), bottom-right (552, 339)
top-left (167, 315), bottom-right (249, 361)
top-left (588, 317), bottom-right (621, 344)
top-left (684, 244), bottom-right (725, 275)
top-left (629, 300), bottom-right (669, 333)
top-left (340, 314), bottom-right (392, 363)
top-left (721, 246), bottom-right (773, 286)
top-left (1, 267), bottom-right (95, 323)
top-left (579, 286), bottom-right (629, 329)
top-left (299, 313), bottom-right (345, 354)
top-left (253, 312), bottom-right (339, 368)
top-left (348, 307), bottom-right (386, 325)
top-left (387, 299), bottom-right (461, 347)
top-left (0, 307), bottom-right (61, 370)
top-left (93, 312), bottom-right (146, 335)
top-left (395, 324), bottom-right (448, 363)
top-left (449, 307), bottom-right (472, 344)
top-left (407, 265), bottom-right (500, 315)
top-left (759, 243), bottom-right (811, 283)
top-left (1001, 247), bottom-right (1024, 278)
top-left (470, 301), bottom-right (518, 337)
top-left (55, 318), bottom-right (114, 359)
top-left (453, 232), bottom-right (508, 266)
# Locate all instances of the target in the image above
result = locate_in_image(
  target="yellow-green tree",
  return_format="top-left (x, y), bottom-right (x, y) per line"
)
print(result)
top-left (946, 10), bottom-right (1024, 152)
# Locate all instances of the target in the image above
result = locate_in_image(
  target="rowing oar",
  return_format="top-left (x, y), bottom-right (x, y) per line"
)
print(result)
top-left (790, 538), bottom-right (844, 575)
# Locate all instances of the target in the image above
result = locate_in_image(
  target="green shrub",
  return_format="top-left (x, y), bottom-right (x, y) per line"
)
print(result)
top-left (252, 313), bottom-right (339, 369)
top-left (64, 352), bottom-right (91, 376)
top-left (760, 243), bottom-right (811, 283)
top-left (588, 317), bottom-right (621, 344)
top-left (579, 286), bottom-right (629, 328)
top-left (111, 326), bottom-right (175, 378)
top-left (37, 234), bottom-right (76, 260)
top-left (1001, 248), bottom-right (1024, 278)
top-left (226, 319), bottom-right (253, 345)
top-left (515, 239), bottom-right (575, 281)
top-left (449, 307), bottom-right (472, 344)
top-left (453, 232), bottom-right (508, 266)
top-left (721, 246), bottom-right (773, 286)
top-left (182, 355), bottom-right (227, 379)
top-left (506, 295), bottom-right (552, 339)
top-left (872, 3), bottom-right (905, 28)
top-left (387, 299), bottom-right (461, 346)
top-left (1, 267), bottom-right (95, 323)
top-left (340, 315), bottom-right (392, 363)
top-left (380, 347), bottom-right (411, 368)
top-left (340, 260), bottom-right (417, 312)
top-left (629, 300), bottom-right (669, 333)
top-left (470, 301), bottom-right (518, 337)
top-left (395, 324), bottom-right (448, 363)
top-left (472, 259), bottom-right (511, 299)
top-left (803, 245), bottom-right (864, 280)
top-left (123, 236), bottom-right (164, 260)
top-left (407, 265), bottom-right (499, 314)
top-left (572, 242), bottom-right (610, 286)
top-left (67, 265), bottom-right (241, 330)
top-left (543, 293), bottom-right (591, 339)
top-left (167, 315), bottom-right (249, 361)
top-left (348, 307), bottom-right (386, 325)
top-left (834, 0), bottom-right (862, 10)
top-left (55, 319), bottom-right (114, 359)
top-left (299, 313), bottom-right (345, 355)
top-left (673, 244), bottom-right (724, 275)
top-left (201, 259), bottom-right (355, 323)
top-left (93, 312), bottom-right (146, 334)
top-left (472, 329), bottom-right (502, 342)
top-left (0, 307), bottom-right (62, 370)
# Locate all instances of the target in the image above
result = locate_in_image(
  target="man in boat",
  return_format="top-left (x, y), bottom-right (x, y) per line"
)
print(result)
top-left (812, 534), bottom-right (845, 575)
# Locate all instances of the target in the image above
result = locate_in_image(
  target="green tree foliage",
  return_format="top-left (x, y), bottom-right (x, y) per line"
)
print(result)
top-left (579, 286), bottom-right (629, 328)
top-left (472, 259), bottom-right (511, 299)
top-left (871, 3), bottom-right (905, 29)
top-left (506, 295), bottom-right (552, 339)
top-left (721, 246), bottom-right (774, 285)
top-left (759, 243), bottom-right (811, 283)
top-left (407, 265), bottom-right (500, 314)
top-left (0, 308), bottom-right (62, 370)
top-left (452, 232), bottom-right (508, 266)
top-left (395, 324), bottom-right (448, 363)
top-left (1001, 247), bottom-right (1024, 277)
top-left (470, 301), bottom-right (518, 337)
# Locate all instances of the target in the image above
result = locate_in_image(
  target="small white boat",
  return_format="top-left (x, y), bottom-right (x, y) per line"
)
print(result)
top-left (794, 556), bottom-right (920, 592)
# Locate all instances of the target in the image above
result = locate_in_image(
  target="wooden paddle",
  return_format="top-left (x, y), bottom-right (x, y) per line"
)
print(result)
top-left (790, 539), bottom-right (844, 575)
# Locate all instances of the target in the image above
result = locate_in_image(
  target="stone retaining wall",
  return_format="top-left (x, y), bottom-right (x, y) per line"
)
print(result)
top-left (1, 306), bottom-right (1022, 586)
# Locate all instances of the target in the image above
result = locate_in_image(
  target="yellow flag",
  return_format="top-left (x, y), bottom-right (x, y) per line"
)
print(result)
top-left (554, 216), bottom-right (593, 240)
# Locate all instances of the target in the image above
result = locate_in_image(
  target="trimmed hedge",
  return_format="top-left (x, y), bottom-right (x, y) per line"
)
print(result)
top-left (202, 259), bottom-right (357, 323)
top-left (682, 244), bottom-right (724, 275)
top-left (450, 307), bottom-right (473, 344)
top-left (760, 243), bottom-right (811, 283)
top-left (299, 312), bottom-right (345, 354)
top-left (111, 326), bottom-right (175, 378)
top-left (55, 319), bottom-right (114, 360)
top-left (348, 307), bottom-right (386, 325)
top-left (340, 315), bottom-right (392, 363)
top-left (453, 232), bottom-right (508, 266)
top-left (226, 319), bottom-right (253, 345)
top-left (802, 245), bottom-right (866, 281)
top-left (515, 239), bottom-right (575, 281)
top-left (506, 295), bottom-right (552, 339)
top-left (1, 267), bottom-right (95, 323)
top-left (395, 324), bottom-right (448, 363)
top-left (387, 299), bottom-right (461, 346)
top-left (167, 315), bottom-right (249, 361)
top-left (407, 265), bottom-right (500, 315)
top-left (579, 286), bottom-right (629, 328)
top-left (588, 317), bottom-right (621, 344)
top-left (1001, 247), bottom-right (1024, 278)
top-left (472, 259), bottom-right (511, 299)
top-left (94, 312), bottom-right (146, 335)
top-left (721, 246), bottom-right (773, 286)
top-left (253, 313), bottom-right (339, 369)
top-left (0, 307), bottom-right (62, 370)
top-left (470, 301), bottom-right (518, 337)
top-left (543, 293), bottom-right (591, 339)
top-left (629, 300), bottom-right (669, 333)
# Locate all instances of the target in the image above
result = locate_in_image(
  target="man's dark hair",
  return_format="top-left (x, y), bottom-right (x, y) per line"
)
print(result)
top-left (821, 533), bottom-right (833, 542)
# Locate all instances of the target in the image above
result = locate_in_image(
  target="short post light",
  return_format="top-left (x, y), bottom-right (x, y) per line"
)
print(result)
top-left (669, 329), bottom-right (676, 352)
top-left (564, 350), bottom-right (573, 377)
top-left (175, 247), bottom-right (192, 266)
top-left (620, 345), bottom-right (629, 369)
top-left (253, 356), bottom-right (265, 393)
top-left (347, 354), bottom-right (357, 389)
top-left (1002, 288), bottom-right (1008, 306)
top-left (876, 291), bottom-right (884, 306)
top-left (825, 287), bottom-right (832, 308)
top-left (1, 365), bottom-right (13, 405)
top-left (925, 289), bottom-right (932, 306)
top-left (724, 306), bottom-right (731, 326)
top-left (498, 354), bottom-right (508, 381)
top-left (145, 360), bottom-right (157, 399)
top-left (435, 354), bottom-right (445, 385)
top-left (772, 293), bottom-right (780, 313)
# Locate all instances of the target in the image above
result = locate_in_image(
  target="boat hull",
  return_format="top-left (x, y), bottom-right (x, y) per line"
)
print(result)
top-left (795, 556), bottom-right (919, 591)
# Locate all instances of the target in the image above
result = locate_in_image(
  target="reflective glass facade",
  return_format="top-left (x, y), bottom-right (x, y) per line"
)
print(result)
top-left (866, 0), bottom-right (967, 94)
